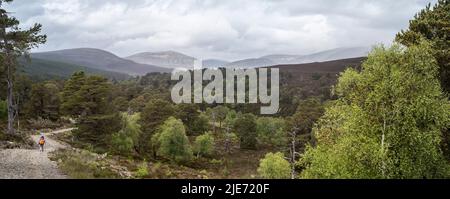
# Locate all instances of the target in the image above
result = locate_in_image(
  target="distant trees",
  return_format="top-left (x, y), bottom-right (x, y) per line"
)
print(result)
top-left (0, 0), bottom-right (46, 134)
top-left (234, 113), bottom-right (257, 150)
top-left (300, 43), bottom-right (450, 179)
top-left (257, 152), bottom-right (291, 179)
top-left (153, 117), bottom-right (193, 163)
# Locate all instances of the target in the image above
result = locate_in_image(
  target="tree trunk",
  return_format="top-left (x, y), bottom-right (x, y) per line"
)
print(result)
top-left (6, 59), bottom-right (16, 135)
top-left (289, 130), bottom-right (297, 179)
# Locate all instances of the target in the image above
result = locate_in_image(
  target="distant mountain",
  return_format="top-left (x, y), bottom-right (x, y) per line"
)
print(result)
top-left (226, 46), bottom-right (370, 68)
top-left (260, 54), bottom-right (300, 64)
top-left (291, 47), bottom-right (370, 64)
top-left (31, 48), bottom-right (169, 75)
top-left (225, 58), bottom-right (277, 68)
top-left (125, 51), bottom-right (196, 69)
top-left (202, 59), bottom-right (230, 68)
top-left (17, 57), bottom-right (130, 80)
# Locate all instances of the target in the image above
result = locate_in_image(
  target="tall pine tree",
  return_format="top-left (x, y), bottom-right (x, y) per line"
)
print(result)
top-left (0, 0), bottom-right (46, 134)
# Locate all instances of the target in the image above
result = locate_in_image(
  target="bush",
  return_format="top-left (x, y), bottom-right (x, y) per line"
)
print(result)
top-left (154, 117), bottom-right (193, 163)
top-left (111, 113), bottom-right (141, 155)
top-left (111, 132), bottom-right (134, 155)
top-left (234, 113), bottom-right (257, 149)
top-left (193, 132), bottom-right (215, 157)
top-left (135, 161), bottom-right (149, 178)
top-left (50, 149), bottom-right (119, 179)
top-left (27, 117), bottom-right (61, 129)
top-left (257, 152), bottom-right (291, 179)
top-left (256, 117), bottom-right (287, 148)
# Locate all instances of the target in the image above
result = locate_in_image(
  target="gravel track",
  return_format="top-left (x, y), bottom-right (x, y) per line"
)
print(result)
top-left (0, 128), bottom-right (74, 179)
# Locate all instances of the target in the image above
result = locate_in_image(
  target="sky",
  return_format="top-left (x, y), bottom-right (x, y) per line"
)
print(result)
top-left (5, 0), bottom-right (437, 61)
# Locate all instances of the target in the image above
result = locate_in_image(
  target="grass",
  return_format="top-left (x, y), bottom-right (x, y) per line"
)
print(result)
top-left (50, 149), bottom-right (120, 179)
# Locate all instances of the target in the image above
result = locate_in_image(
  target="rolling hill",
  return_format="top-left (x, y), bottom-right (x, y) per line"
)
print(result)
top-left (31, 48), bottom-right (169, 75)
top-left (125, 51), bottom-right (196, 69)
top-left (226, 46), bottom-right (370, 68)
top-left (17, 57), bottom-right (131, 80)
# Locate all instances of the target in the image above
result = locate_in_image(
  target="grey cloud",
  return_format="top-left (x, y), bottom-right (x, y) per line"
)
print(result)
top-left (4, 0), bottom-right (437, 61)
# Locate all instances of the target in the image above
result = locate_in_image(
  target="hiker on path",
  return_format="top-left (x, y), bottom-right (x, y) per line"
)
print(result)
top-left (38, 135), bottom-right (46, 152)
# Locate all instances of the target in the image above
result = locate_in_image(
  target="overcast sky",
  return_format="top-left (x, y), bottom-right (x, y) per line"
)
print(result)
top-left (5, 0), bottom-right (437, 61)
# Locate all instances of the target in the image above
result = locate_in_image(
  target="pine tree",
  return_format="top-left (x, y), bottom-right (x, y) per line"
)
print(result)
top-left (0, 0), bottom-right (46, 134)
top-left (396, 0), bottom-right (450, 93)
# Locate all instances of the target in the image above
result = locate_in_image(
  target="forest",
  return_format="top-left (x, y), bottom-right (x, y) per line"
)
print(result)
top-left (0, 0), bottom-right (449, 179)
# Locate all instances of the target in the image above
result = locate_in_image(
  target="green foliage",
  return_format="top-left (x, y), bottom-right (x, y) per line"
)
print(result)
top-left (234, 113), bottom-right (257, 150)
top-left (0, 100), bottom-right (6, 120)
top-left (112, 97), bottom-right (129, 112)
top-left (17, 57), bottom-right (130, 81)
top-left (193, 132), bottom-right (215, 157)
top-left (190, 112), bottom-right (210, 136)
top-left (135, 161), bottom-right (149, 178)
top-left (287, 98), bottom-right (324, 152)
top-left (62, 73), bottom-right (122, 149)
top-left (75, 112), bottom-right (122, 150)
top-left (24, 81), bottom-right (61, 121)
top-left (111, 113), bottom-right (142, 155)
top-left (206, 106), bottom-right (229, 128)
top-left (60, 71), bottom-right (87, 116)
top-left (256, 117), bottom-right (287, 148)
top-left (395, 0), bottom-right (450, 161)
top-left (175, 103), bottom-right (206, 135)
top-left (223, 110), bottom-right (238, 130)
top-left (396, 0), bottom-right (450, 93)
top-left (51, 149), bottom-right (119, 179)
top-left (300, 43), bottom-right (450, 179)
top-left (257, 152), bottom-right (291, 179)
top-left (138, 99), bottom-right (174, 156)
top-left (0, 0), bottom-right (46, 134)
top-left (111, 133), bottom-right (134, 155)
top-left (154, 117), bottom-right (193, 163)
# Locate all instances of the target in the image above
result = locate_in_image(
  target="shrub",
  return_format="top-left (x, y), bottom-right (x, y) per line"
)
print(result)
top-left (135, 161), bottom-right (149, 178)
top-left (193, 132), bottom-right (215, 157)
top-left (154, 117), bottom-right (193, 163)
top-left (111, 113), bottom-right (142, 155)
top-left (257, 152), bottom-right (291, 179)
top-left (234, 113), bottom-right (257, 149)
top-left (256, 117), bottom-right (287, 148)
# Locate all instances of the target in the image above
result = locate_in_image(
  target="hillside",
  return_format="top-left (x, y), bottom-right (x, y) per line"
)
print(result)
top-left (31, 48), bottom-right (169, 75)
top-left (17, 58), bottom-right (131, 80)
top-left (273, 57), bottom-right (365, 73)
top-left (225, 47), bottom-right (369, 68)
top-left (202, 59), bottom-right (230, 68)
top-left (125, 51), bottom-right (196, 69)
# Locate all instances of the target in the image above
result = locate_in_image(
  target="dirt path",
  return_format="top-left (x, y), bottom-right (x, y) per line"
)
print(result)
top-left (0, 128), bottom-right (75, 179)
